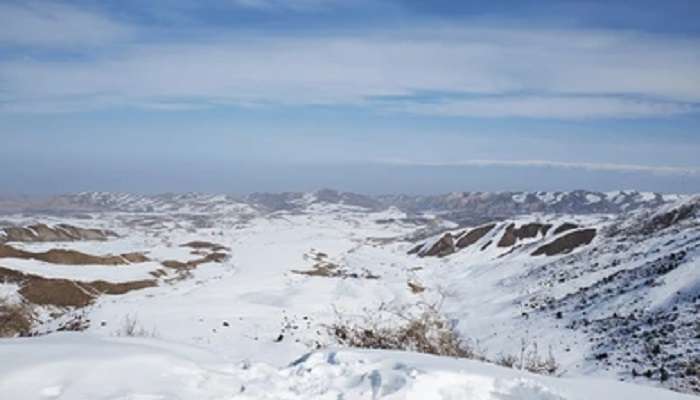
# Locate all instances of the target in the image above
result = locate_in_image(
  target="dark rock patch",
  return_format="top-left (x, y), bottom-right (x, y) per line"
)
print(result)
top-left (531, 229), bottom-right (597, 256)
top-left (419, 233), bottom-right (455, 257)
top-left (553, 223), bottom-right (579, 235)
top-left (498, 223), bottom-right (553, 247)
top-left (456, 224), bottom-right (496, 249)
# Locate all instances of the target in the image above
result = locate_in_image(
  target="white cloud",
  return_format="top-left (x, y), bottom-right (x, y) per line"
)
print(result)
top-left (0, 1), bottom-right (132, 48)
top-left (392, 96), bottom-right (696, 119)
top-left (1, 25), bottom-right (699, 117)
top-left (380, 159), bottom-right (700, 176)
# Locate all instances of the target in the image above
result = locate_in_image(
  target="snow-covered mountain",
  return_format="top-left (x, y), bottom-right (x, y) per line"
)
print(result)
top-left (2, 189), bottom-right (683, 218)
top-left (0, 190), bottom-right (698, 399)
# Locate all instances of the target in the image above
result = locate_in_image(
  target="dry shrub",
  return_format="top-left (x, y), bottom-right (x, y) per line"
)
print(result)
top-left (330, 301), bottom-right (483, 359)
top-left (496, 353), bottom-right (519, 368)
top-left (516, 339), bottom-right (560, 375)
top-left (0, 299), bottom-right (33, 337)
top-left (329, 299), bottom-right (559, 376)
top-left (495, 340), bottom-right (559, 375)
top-left (115, 314), bottom-right (157, 337)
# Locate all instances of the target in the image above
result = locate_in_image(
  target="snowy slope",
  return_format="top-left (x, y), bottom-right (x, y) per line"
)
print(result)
top-left (0, 192), bottom-right (698, 398)
top-left (0, 333), bottom-right (695, 400)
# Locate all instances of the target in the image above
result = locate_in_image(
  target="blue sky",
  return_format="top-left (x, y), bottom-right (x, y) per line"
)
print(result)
top-left (1, 0), bottom-right (699, 194)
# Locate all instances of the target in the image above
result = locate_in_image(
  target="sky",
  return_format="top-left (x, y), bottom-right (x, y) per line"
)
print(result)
top-left (1, 0), bottom-right (699, 195)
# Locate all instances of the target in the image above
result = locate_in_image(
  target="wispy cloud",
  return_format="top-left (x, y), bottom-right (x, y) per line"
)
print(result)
top-left (1, 19), bottom-right (699, 118)
top-left (391, 95), bottom-right (696, 119)
top-left (380, 159), bottom-right (700, 176)
top-left (0, 1), bottom-right (132, 48)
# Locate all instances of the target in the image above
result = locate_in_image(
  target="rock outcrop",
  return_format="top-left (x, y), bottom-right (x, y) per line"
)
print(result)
top-left (497, 223), bottom-right (552, 247)
top-left (531, 229), bottom-right (597, 256)
top-left (455, 224), bottom-right (496, 249)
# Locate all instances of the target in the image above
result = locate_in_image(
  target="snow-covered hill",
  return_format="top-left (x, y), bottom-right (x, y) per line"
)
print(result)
top-left (0, 191), bottom-right (698, 398)
top-left (1, 334), bottom-right (694, 400)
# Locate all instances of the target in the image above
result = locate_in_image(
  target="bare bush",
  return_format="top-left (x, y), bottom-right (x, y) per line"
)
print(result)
top-left (0, 298), bottom-right (32, 337)
top-left (329, 298), bottom-right (559, 376)
top-left (517, 339), bottom-right (560, 375)
top-left (329, 300), bottom-right (484, 359)
top-left (115, 314), bottom-right (157, 337)
top-left (496, 353), bottom-right (519, 369)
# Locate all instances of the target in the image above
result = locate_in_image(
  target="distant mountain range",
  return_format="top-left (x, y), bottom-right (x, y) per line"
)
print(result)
top-left (0, 189), bottom-right (686, 226)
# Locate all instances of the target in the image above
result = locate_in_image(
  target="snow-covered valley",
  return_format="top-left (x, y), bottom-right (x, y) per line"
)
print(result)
top-left (0, 190), bottom-right (698, 399)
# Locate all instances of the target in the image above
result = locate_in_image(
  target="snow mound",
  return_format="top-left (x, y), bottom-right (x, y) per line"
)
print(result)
top-left (0, 334), bottom-right (693, 400)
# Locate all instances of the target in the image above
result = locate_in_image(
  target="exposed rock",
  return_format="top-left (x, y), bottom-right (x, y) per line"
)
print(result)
top-left (607, 197), bottom-right (700, 237)
top-left (497, 223), bottom-right (552, 247)
top-left (455, 224), bottom-right (495, 249)
top-left (531, 229), bottom-right (597, 256)
top-left (418, 233), bottom-right (455, 257)
top-left (640, 202), bottom-right (698, 235)
top-left (553, 223), bottom-right (579, 235)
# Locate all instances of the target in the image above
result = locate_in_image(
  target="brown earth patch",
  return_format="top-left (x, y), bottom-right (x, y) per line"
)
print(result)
top-left (18, 278), bottom-right (96, 307)
top-left (497, 223), bottom-right (553, 247)
top-left (121, 252), bottom-right (150, 263)
top-left (162, 260), bottom-right (189, 270)
top-left (161, 252), bottom-right (228, 271)
top-left (553, 223), bottom-right (579, 235)
top-left (89, 280), bottom-right (156, 296)
top-left (456, 224), bottom-right (496, 249)
top-left (0, 244), bottom-right (149, 266)
top-left (180, 241), bottom-right (229, 252)
top-left (531, 229), bottom-right (597, 256)
top-left (1, 223), bottom-right (116, 243)
top-left (292, 261), bottom-right (379, 280)
top-left (0, 266), bottom-right (156, 308)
